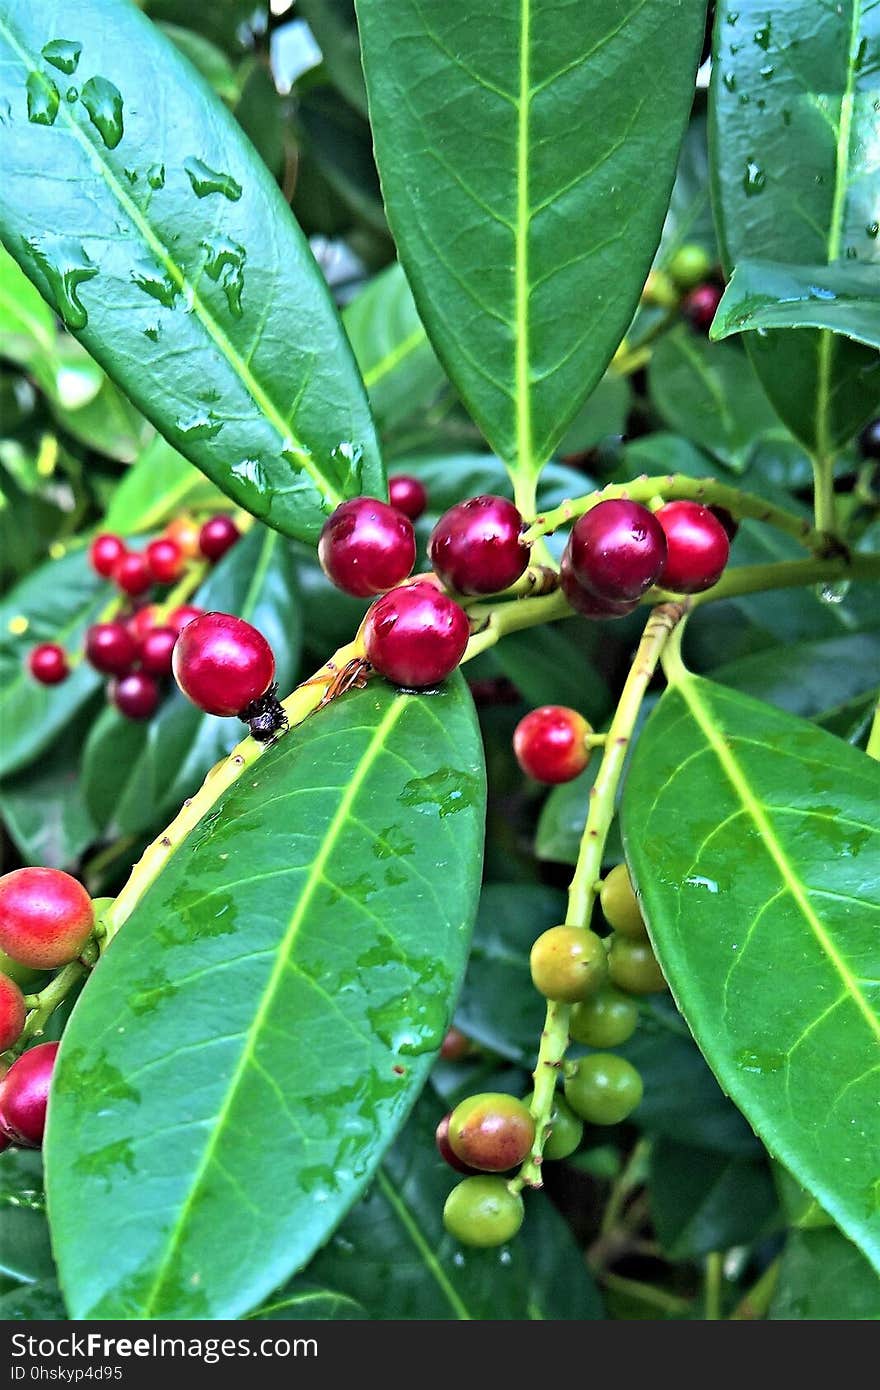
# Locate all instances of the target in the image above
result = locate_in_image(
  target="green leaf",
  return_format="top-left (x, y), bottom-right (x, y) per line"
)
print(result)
top-left (649, 327), bottom-right (787, 471)
top-left (0, 705), bottom-right (99, 867)
top-left (712, 259), bottom-right (880, 354)
top-left (656, 113), bottom-right (717, 271)
top-left (103, 435), bottom-right (226, 535)
top-left (49, 376), bottom-right (150, 463)
top-left (159, 23), bottom-right (239, 103)
top-left (357, 0), bottom-right (706, 478)
top-left (250, 1284), bottom-right (367, 1321)
top-left (0, 0), bottom-right (382, 539)
top-left (712, 632), bottom-right (880, 723)
top-left (555, 373), bottom-right (631, 457)
top-left (623, 677), bottom-right (880, 1270)
top-left (710, 1), bottom-right (880, 452)
top-left (343, 263), bottom-right (444, 437)
top-left (46, 678), bottom-right (486, 1319)
top-left (0, 238), bottom-right (54, 371)
top-left (494, 619), bottom-right (615, 726)
top-left (0, 1280), bottom-right (67, 1320)
top-left (0, 1149), bottom-right (54, 1291)
top-left (649, 1139), bottom-right (778, 1261)
top-left (771, 1228), bottom-right (880, 1321)
top-left (298, 0), bottom-right (368, 118)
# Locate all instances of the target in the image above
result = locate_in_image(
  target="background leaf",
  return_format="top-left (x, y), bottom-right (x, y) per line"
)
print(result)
top-left (102, 436), bottom-right (226, 535)
top-left (649, 1138), bottom-right (778, 1260)
top-left (712, 259), bottom-right (880, 353)
top-left (770, 1227), bottom-right (880, 1320)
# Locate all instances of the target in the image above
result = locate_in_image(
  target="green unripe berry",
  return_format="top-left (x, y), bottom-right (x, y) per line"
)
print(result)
top-left (642, 268), bottom-right (679, 309)
top-left (564, 1054), bottom-right (643, 1125)
top-left (0, 948), bottom-right (44, 992)
top-left (443, 1176), bottom-right (524, 1247)
top-left (600, 864), bottom-right (648, 939)
top-left (524, 1091), bottom-right (583, 1161)
top-left (607, 936), bottom-right (667, 995)
top-left (570, 986), bottom-right (639, 1048)
top-left (529, 925), bottom-right (607, 1003)
top-left (667, 243), bottom-right (715, 291)
top-left (448, 1092), bottom-right (535, 1172)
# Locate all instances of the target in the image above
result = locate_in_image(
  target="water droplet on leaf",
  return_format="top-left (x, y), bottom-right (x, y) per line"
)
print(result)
top-left (743, 159), bottom-right (766, 196)
top-left (146, 163), bottom-right (165, 189)
top-left (26, 72), bottom-right (59, 126)
top-left (816, 578), bottom-right (850, 605)
top-left (200, 237), bottom-right (246, 317)
top-left (80, 75), bottom-right (124, 148)
top-left (184, 157), bottom-right (242, 201)
top-left (176, 410), bottom-right (223, 441)
top-left (25, 235), bottom-right (97, 328)
top-left (131, 268), bottom-right (180, 308)
top-left (41, 39), bottom-right (82, 74)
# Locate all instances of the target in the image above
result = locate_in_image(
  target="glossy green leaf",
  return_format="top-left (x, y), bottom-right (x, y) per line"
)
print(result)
top-left (710, 1), bottom-right (880, 452)
top-left (649, 1139), bottom-right (778, 1260)
top-left (623, 677), bottom-right (880, 1269)
top-left (713, 259), bottom-right (880, 354)
top-left (49, 377), bottom-right (150, 463)
top-left (0, 1149), bottom-right (54, 1291)
top-left (771, 1228), bottom-right (880, 1321)
top-left (357, 0), bottom-right (706, 478)
top-left (102, 436), bottom-right (226, 535)
top-left (250, 1284), bottom-right (366, 1321)
top-left (712, 631), bottom-right (880, 723)
top-left (0, 1280), bottom-right (67, 1320)
top-left (495, 618), bottom-right (615, 725)
top-left (555, 373), bottom-right (631, 458)
top-left (0, 238), bottom-right (54, 371)
top-left (47, 677), bottom-right (486, 1319)
top-left (656, 113), bottom-right (717, 270)
top-left (0, 0), bottom-right (382, 539)
top-left (160, 23), bottom-right (239, 103)
top-left (343, 263), bottom-right (444, 437)
top-left (0, 705), bottom-right (99, 868)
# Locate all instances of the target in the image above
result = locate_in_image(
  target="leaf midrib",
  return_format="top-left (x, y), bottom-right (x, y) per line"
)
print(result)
top-left (375, 1169), bottom-right (471, 1320)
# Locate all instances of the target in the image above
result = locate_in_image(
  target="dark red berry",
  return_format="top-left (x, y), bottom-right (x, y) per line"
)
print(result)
top-left (0, 974), bottom-right (26, 1052)
top-left (709, 505), bottom-right (739, 542)
top-left (440, 1026), bottom-right (471, 1062)
top-left (0, 1043), bottom-right (59, 1148)
top-left (859, 419), bottom-right (880, 461)
top-left (560, 554), bottom-right (638, 620)
top-left (682, 283), bottom-right (723, 333)
top-left (113, 551), bottom-right (152, 597)
top-left (28, 643), bottom-right (69, 685)
top-left (435, 1112), bottom-right (479, 1175)
top-left (447, 1093), bottom-right (536, 1173)
top-left (565, 500), bottom-right (666, 602)
top-left (0, 868), bottom-right (94, 969)
top-left (429, 495), bottom-right (529, 596)
top-left (363, 581), bottom-right (470, 688)
top-left (111, 671), bottom-right (160, 721)
top-left (319, 498), bottom-right (416, 598)
top-left (388, 475), bottom-right (428, 521)
top-left (656, 500), bottom-right (730, 593)
top-left (89, 533), bottom-right (126, 578)
top-left (173, 612), bottom-right (276, 717)
top-left (138, 626), bottom-right (178, 677)
top-left (514, 706), bottom-right (593, 784)
top-left (199, 514), bottom-right (241, 562)
top-left (166, 604), bottom-right (205, 636)
top-left (126, 604), bottom-right (160, 648)
top-left (146, 537), bottom-right (183, 585)
top-left (85, 622), bottom-right (138, 676)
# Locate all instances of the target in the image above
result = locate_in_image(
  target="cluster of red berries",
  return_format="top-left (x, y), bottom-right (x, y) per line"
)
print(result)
top-left (27, 514), bottom-right (242, 721)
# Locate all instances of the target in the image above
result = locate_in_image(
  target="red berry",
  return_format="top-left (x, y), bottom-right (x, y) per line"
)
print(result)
top-left (173, 612), bottom-right (276, 716)
top-left (429, 495), bottom-right (528, 596)
top-left (318, 498), bottom-right (416, 598)
top-left (146, 537), bottom-right (183, 585)
top-left (440, 1026), bottom-right (471, 1062)
top-left (560, 554), bottom-right (638, 620)
top-left (565, 500), bottom-right (666, 602)
top-left (28, 643), bottom-right (69, 686)
top-left (113, 551), bottom-right (153, 597)
top-left (0, 975), bottom-right (26, 1052)
top-left (435, 1112), bottom-right (479, 1175)
top-left (85, 622), bottom-right (138, 676)
top-left (656, 500), bottom-right (730, 593)
top-left (0, 1043), bottom-right (59, 1148)
top-left (363, 581), bottom-right (470, 688)
top-left (388, 474), bottom-right (428, 521)
top-left (199, 514), bottom-right (241, 562)
top-left (166, 604), bottom-right (205, 635)
top-left (447, 1093), bottom-right (536, 1173)
top-left (164, 516), bottom-right (201, 559)
top-left (138, 626), bottom-right (178, 677)
top-left (126, 604), bottom-right (160, 647)
top-left (514, 706), bottom-right (592, 784)
top-left (0, 868), bottom-right (93, 969)
top-left (89, 533), bottom-right (126, 578)
top-left (682, 283), bottom-right (723, 333)
top-left (111, 671), bottom-right (161, 720)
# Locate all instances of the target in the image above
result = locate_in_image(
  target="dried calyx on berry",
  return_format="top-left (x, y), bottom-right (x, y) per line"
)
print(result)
top-left (239, 683), bottom-right (289, 743)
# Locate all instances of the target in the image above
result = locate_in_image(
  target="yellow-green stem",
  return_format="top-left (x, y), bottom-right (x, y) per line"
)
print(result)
top-left (866, 698), bottom-right (880, 761)
top-left (811, 452), bottom-right (839, 541)
top-left (704, 1251), bottom-right (724, 1321)
top-left (729, 1257), bottom-right (780, 1320)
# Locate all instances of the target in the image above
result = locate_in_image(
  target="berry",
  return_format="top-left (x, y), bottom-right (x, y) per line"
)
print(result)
top-left (709, 505), bottom-right (739, 543)
top-left (642, 268), bottom-right (679, 309)
top-left (668, 243), bottom-right (714, 291)
top-left (435, 1112), bottom-right (479, 1175)
top-left (146, 537), bottom-right (183, 585)
top-left (89, 533), bottom-right (126, 578)
top-left (682, 283), bottom-right (723, 333)
top-left (85, 622), bottom-right (138, 676)
top-left (447, 1092), bottom-right (535, 1173)
top-left (560, 553), bottom-right (639, 620)
top-left (656, 500), bottom-right (730, 594)
top-left (0, 1042), bottom-right (59, 1148)
top-left (199, 514), bottom-right (241, 562)
top-left (600, 864), bottom-right (648, 940)
top-left (388, 475), bottom-right (427, 521)
top-left (565, 500), bottom-right (667, 602)
top-left (113, 551), bottom-right (153, 597)
top-left (859, 418), bottom-right (880, 460)
top-left (173, 612), bottom-right (276, 717)
top-left (608, 937), bottom-right (667, 995)
top-left (318, 498), bottom-right (416, 598)
top-left (0, 868), bottom-right (93, 969)
top-left (0, 950), bottom-right (44, 992)
top-left (127, 604), bottom-right (160, 647)
top-left (111, 671), bottom-right (160, 721)
top-left (442, 1176), bottom-right (524, 1248)
top-left (570, 987), bottom-right (639, 1049)
top-left (524, 1091), bottom-right (583, 1161)
top-left (164, 516), bottom-right (201, 559)
top-left (167, 604), bottom-right (204, 635)
top-left (440, 1026), bottom-right (471, 1062)
top-left (564, 1054), bottom-right (643, 1126)
top-left (429, 495), bottom-right (528, 596)
top-left (513, 705), bottom-right (592, 784)
top-left (138, 626), bottom-right (178, 677)
top-left (530, 926), bottom-right (607, 1003)
top-left (363, 582), bottom-right (469, 688)
top-left (0, 974), bottom-right (26, 1052)
top-left (28, 644), bottom-right (69, 686)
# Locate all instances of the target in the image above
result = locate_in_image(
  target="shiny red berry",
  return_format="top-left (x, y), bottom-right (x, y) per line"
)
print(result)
top-left (0, 1043), bottom-right (59, 1148)
top-left (173, 612), bottom-right (276, 717)
top-left (85, 622), bottom-right (138, 676)
top-left (388, 475), bottom-right (428, 521)
top-left (166, 604), bottom-right (205, 635)
top-left (199, 514), bottom-right (241, 562)
top-left (560, 554), bottom-right (638, 620)
top-left (146, 537), bottom-right (183, 585)
top-left (656, 500), bottom-right (730, 593)
top-left (28, 644), bottom-right (69, 686)
top-left (138, 626), bottom-right (178, 677)
top-left (0, 868), bottom-right (93, 969)
top-left (429, 495), bottom-right (528, 596)
top-left (447, 1092), bottom-right (536, 1172)
top-left (682, 283), bottom-right (723, 333)
top-left (565, 500), bottom-right (666, 602)
top-left (514, 705), bottom-right (593, 784)
top-left (164, 516), bottom-right (201, 559)
top-left (89, 533), bottom-right (126, 578)
top-left (126, 604), bottom-right (159, 647)
top-left (440, 1026), bottom-right (471, 1062)
top-left (111, 671), bottom-right (160, 720)
top-left (435, 1112), bottom-right (479, 1175)
top-left (113, 551), bottom-right (152, 597)
top-left (363, 581), bottom-right (470, 688)
top-left (0, 974), bottom-right (26, 1052)
top-left (318, 498), bottom-right (416, 598)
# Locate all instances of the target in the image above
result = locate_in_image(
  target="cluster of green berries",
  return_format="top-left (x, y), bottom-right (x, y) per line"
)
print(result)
top-left (642, 242), bottom-right (724, 335)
